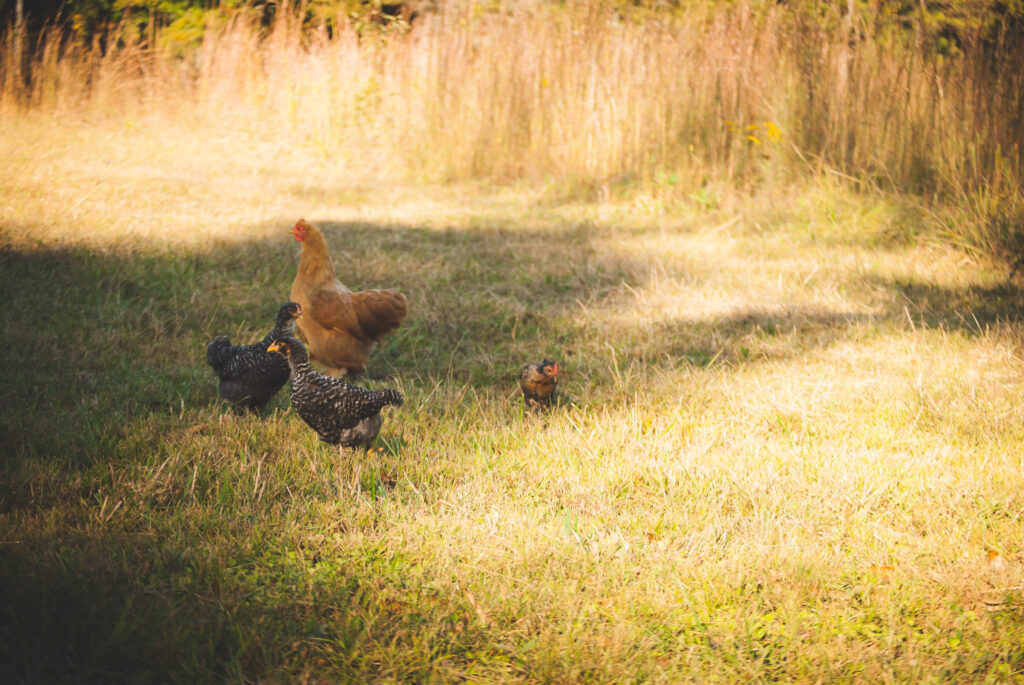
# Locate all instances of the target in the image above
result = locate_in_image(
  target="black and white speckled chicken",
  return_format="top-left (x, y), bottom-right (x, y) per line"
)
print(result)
top-left (335, 414), bottom-right (385, 450)
top-left (520, 359), bottom-right (558, 410)
top-left (206, 302), bottom-right (303, 413)
top-left (267, 336), bottom-right (403, 448)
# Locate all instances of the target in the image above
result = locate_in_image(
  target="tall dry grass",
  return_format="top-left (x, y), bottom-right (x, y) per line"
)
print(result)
top-left (1, 2), bottom-right (1021, 203)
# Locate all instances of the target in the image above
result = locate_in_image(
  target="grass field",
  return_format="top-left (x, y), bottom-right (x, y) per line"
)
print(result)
top-left (3, 111), bottom-right (1024, 682)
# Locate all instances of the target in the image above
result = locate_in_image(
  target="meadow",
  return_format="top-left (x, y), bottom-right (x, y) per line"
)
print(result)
top-left (3, 2), bottom-right (1024, 682)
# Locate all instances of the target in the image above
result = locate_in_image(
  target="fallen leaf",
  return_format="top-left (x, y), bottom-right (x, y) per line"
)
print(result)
top-left (184, 424), bottom-right (206, 436)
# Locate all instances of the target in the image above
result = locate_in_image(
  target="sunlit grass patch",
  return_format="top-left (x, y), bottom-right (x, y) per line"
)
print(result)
top-left (3, 112), bottom-right (1024, 681)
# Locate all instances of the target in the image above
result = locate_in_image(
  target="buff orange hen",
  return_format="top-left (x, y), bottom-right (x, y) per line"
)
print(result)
top-left (289, 218), bottom-right (408, 377)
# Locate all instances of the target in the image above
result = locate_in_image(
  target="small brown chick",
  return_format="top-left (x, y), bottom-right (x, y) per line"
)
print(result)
top-left (519, 359), bottom-right (558, 410)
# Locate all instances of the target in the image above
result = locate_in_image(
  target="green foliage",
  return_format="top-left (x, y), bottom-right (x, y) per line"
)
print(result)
top-left (161, 5), bottom-right (214, 51)
top-left (21, 0), bottom-right (1024, 50)
top-left (14, 0), bottom-right (415, 41)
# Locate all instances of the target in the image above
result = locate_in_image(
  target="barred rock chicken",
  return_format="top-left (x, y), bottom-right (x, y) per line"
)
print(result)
top-left (206, 302), bottom-right (303, 413)
top-left (520, 359), bottom-right (558, 411)
top-left (268, 336), bottom-right (403, 449)
top-left (289, 218), bottom-right (408, 377)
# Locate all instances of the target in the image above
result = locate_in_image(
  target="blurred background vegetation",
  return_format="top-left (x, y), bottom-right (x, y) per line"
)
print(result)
top-left (2, 0), bottom-right (1022, 263)
top-left (4, 1), bottom-right (1023, 46)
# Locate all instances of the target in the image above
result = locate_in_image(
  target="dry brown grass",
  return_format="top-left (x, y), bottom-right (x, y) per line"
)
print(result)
top-left (3, 1), bottom-right (1020, 205)
top-left (3, 3), bottom-right (1024, 681)
top-left (3, 110), bottom-right (1024, 680)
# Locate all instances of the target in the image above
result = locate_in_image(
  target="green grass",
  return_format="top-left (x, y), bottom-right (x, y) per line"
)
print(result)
top-left (3, 115), bottom-right (1024, 682)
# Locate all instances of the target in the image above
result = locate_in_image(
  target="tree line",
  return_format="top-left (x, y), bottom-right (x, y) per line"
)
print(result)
top-left (4, 2), bottom-right (1023, 53)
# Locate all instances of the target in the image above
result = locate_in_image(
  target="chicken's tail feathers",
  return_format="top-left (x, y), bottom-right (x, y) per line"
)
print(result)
top-left (206, 336), bottom-right (233, 373)
top-left (351, 289), bottom-right (409, 341)
top-left (381, 388), bottom-right (404, 408)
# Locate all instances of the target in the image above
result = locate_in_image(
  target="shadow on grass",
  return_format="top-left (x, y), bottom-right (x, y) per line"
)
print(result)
top-left (5, 219), bottom-right (1023, 466)
top-left (645, 307), bottom-right (879, 367)
top-left (610, 279), bottom-right (1024, 374)
top-left (0, 525), bottom-right (431, 683)
top-left (867, 275), bottom-right (1024, 331)
top-left (0, 216), bottom-right (650, 462)
top-left (0, 217), bottom-right (648, 680)
top-left (4, 217), bottom-right (1024, 681)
